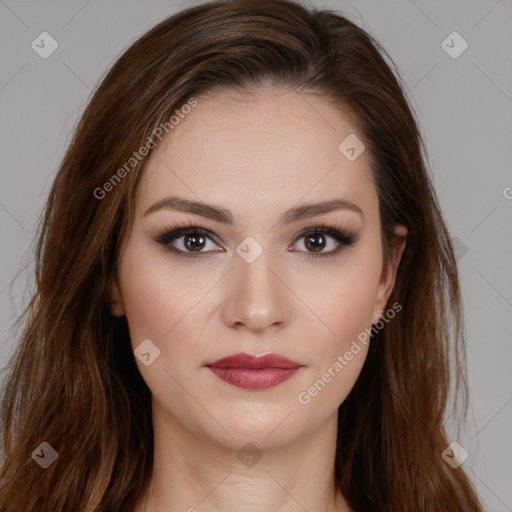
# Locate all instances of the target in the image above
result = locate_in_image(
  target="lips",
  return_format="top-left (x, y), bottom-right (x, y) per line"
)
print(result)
top-left (206, 353), bottom-right (303, 389)
top-left (207, 352), bottom-right (301, 370)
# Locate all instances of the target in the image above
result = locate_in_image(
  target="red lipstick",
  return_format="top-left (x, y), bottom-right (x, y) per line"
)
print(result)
top-left (206, 353), bottom-right (302, 390)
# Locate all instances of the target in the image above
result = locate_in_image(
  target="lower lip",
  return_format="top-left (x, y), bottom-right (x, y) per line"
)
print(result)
top-left (207, 367), bottom-right (300, 389)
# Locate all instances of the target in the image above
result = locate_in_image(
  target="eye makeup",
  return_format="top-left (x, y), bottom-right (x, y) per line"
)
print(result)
top-left (153, 219), bottom-right (358, 260)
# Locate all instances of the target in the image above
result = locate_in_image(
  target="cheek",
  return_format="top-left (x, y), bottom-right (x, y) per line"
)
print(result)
top-left (117, 241), bottom-right (228, 392)
top-left (118, 243), bottom-right (198, 354)
top-left (296, 250), bottom-right (380, 407)
top-left (295, 282), bottom-right (375, 416)
top-left (322, 275), bottom-right (377, 343)
top-left (306, 251), bottom-right (381, 350)
top-left (117, 246), bottom-right (209, 407)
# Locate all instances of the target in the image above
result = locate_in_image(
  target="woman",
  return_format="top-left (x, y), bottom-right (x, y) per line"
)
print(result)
top-left (0, 0), bottom-right (484, 510)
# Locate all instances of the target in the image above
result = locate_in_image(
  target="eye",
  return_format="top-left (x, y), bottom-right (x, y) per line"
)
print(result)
top-left (154, 221), bottom-right (223, 258)
top-left (289, 224), bottom-right (357, 259)
top-left (154, 221), bottom-right (357, 259)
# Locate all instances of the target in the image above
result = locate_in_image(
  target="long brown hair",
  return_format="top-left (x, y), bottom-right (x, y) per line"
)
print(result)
top-left (0, 1), bottom-right (483, 510)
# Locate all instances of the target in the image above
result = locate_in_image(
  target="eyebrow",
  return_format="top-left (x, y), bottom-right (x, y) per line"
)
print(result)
top-left (144, 195), bottom-right (364, 225)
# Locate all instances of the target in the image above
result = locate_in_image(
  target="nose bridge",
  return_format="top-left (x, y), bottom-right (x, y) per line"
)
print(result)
top-left (223, 237), bottom-right (289, 329)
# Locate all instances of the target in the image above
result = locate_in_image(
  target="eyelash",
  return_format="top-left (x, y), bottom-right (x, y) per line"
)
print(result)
top-left (154, 220), bottom-right (357, 260)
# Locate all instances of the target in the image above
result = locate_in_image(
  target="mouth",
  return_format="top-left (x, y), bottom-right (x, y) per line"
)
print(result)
top-left (205, 352), bottom-right (303, 390)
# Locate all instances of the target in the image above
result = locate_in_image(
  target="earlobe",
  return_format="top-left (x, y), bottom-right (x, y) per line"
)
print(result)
top-left (108, 275), bottom-right (126, 317)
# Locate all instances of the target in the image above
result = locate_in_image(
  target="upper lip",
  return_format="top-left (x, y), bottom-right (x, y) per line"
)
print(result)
top-left (206, 352), bottom-right (302, 369)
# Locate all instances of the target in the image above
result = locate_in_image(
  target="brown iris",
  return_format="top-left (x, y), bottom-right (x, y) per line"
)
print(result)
top-left (184, 233), bottom-right (206, 251)
top-left (304, 233), bottom-right (326, 252)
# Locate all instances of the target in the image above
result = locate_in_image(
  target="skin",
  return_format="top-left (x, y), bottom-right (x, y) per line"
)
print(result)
top-left (110, 88), bottom-right (407, 512)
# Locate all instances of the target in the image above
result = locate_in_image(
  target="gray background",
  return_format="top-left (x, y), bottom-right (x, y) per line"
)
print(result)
top-left (0, 0), bottom-right (511, 510)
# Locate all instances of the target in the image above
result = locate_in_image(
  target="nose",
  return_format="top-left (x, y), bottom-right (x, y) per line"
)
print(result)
top-left (220, 245), bottom-right (291, 332)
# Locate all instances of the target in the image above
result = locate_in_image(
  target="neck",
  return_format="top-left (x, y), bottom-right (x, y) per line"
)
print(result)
top-left (134, 402), bottom-right (351, 512)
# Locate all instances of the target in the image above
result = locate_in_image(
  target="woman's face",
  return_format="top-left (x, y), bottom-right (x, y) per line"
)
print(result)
top-left (111, 89), bottom-right (406, 450)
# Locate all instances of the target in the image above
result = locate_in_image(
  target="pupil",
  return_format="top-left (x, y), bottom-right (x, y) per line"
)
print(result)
top-left (306, 234), bottom-right (325, 252)
top-left (185, 234), bottom-right (205, 251)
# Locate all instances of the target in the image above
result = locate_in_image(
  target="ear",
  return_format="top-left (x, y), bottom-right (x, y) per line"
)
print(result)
top-left (372, 225), bottom-right (407, 323)
top-left (108, 275), bottom-right (126, 317)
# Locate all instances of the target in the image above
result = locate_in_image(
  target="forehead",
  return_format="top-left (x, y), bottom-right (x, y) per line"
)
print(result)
top-left (136, 90), bottom-right (378, 223)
